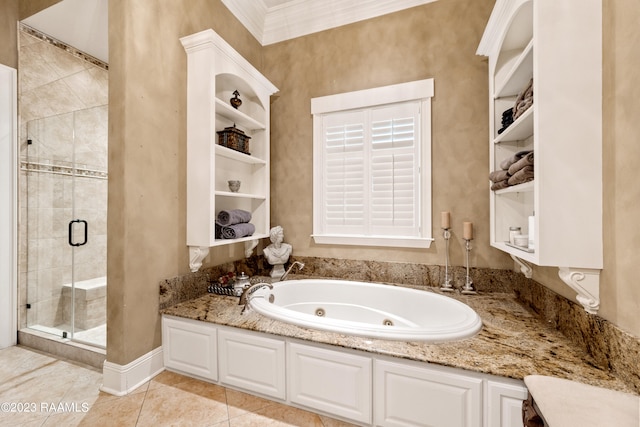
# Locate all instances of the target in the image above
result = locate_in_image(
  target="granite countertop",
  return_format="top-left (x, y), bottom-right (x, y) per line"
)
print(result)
top-left (160, 283), bottom-right (634, 394)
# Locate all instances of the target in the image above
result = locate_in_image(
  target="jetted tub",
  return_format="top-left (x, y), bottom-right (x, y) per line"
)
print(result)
top-left (249, 279), bottom-right (483, 342)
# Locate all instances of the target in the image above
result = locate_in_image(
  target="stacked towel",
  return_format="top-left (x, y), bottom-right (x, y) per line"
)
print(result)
top-left (490, 150), bottom-right (534, 191)
top-left (497, 108), bottom-right (514, 134)
top-left (216, 209), bottom-right (252, 226)
top-left (513, 78), bottom-right (533, 120)
top-left (215, 209), bottom-right (255, 239)
top-left (507, 151), bottom-right (534, 175)
top-left (215, 222), bottom-right (255, 239)
top-left (499, 150), bottom-right (532, 171)
top-left (507, 165), bottom-right (534, 186)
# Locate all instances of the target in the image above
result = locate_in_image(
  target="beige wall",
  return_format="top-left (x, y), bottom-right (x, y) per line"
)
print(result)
top-left (9, 0), bottom-right (640, 365)
top-left (106, 0), bottom-right (513, 365)
top-left (107, 0), bottom-right (263, 365)
top-left (2, 0), bottom-right (63, 65)
top-left (0, 0), bottom-right (19, 67)
top-left (600, 0), bottom-right (640, 335)
top-left (263, 0), bottom-right (507, 271)
top-left (18, 0), bottom-right (60, 20)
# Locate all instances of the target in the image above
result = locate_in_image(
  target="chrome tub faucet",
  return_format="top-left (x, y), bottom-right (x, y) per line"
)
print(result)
top-left (239, 282), bottom-right (273, 314)
top-left (280, 261), bottom-right (304, 281)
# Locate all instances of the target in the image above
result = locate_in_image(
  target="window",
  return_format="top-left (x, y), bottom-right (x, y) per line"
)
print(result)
top-left (311, 79), bottom-right (434, 248)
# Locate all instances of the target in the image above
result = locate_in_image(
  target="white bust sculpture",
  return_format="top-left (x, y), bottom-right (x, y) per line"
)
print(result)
top-left (263, 225), bottom-right (292, 278)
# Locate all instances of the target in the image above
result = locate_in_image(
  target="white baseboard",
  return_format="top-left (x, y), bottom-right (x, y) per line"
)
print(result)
top-left (100, 346), bottom-right (164, 396)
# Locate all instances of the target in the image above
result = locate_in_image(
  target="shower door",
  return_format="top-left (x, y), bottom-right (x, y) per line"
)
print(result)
top-left (23, 105), bottom-right (108, 348)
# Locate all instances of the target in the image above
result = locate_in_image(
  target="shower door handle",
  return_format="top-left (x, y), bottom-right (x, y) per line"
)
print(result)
top-left (68, 219), bottom-right (88, 247)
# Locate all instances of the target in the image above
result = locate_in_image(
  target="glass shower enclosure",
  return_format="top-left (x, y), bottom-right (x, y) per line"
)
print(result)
top-left (22, 105), bottom-right (107, 348)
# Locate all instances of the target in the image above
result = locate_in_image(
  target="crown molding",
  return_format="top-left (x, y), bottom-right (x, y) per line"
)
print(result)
top-left (222, 0), bottom-right (437, 46)
top-left (221, 0), bottom-right (269, 45)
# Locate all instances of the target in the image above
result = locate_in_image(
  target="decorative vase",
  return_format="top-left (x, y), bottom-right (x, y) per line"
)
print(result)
top-left (230, 90), bottom-right (242, 109)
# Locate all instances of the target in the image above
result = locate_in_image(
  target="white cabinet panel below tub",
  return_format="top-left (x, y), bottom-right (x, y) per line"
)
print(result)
top-left (486, 380), bottom-right (527, 427)
top-left (374, 359), bottom-right (483, 427)
top-left (288, 342), bottom-right (372, 425)
top-left (218, 328), bottom-right (286, 400)
top-left (162, 315), bottom-right (218, 381)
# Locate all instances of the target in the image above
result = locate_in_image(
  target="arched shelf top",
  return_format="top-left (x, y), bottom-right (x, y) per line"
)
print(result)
top-left (493, 1), bottom-right (533, 98)
top-left (216, 73), bottom-right (265, 109)
top-left (499, 0), bottom-right (532, 53)
top-left (215, 73), bottom-right (266, 129)
top-left (477, 0), bottom-right (532, 58)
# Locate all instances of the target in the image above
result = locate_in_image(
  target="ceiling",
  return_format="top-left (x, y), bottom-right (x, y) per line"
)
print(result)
top-left (21, 0), bottom-right (436, 63)
top-left (222, 0), bottom-right (437, 45)
top-left (262, 0), bottom-right (295, 8)
top-left (22, 0), bottom-right (108, 62)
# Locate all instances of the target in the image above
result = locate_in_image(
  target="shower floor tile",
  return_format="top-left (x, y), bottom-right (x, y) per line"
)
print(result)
top-left (0, 346), bottom-right (358, 427)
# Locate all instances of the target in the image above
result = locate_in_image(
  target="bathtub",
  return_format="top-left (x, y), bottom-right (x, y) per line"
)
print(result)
top-left (249, 279), bottom-right (482, 342)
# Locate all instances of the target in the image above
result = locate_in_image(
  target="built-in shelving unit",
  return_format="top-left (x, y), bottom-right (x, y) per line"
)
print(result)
top-left (181, 29), bottom-right (278, 272)
top-left (477, 0), bottom-right (603, 313)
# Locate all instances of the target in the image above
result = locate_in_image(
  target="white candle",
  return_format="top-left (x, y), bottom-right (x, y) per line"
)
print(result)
top-left (463, 222), bottom-right (474, 240)
top-left (441, 211), bottom-right (451, 229)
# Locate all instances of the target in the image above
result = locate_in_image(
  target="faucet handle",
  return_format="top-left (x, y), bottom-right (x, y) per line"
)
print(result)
top-left (239, 282), bottom-right (273, 314)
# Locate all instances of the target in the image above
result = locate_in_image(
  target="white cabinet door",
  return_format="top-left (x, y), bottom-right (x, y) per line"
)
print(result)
top-left (374, 359), bottom-right (483, 427)
top-left (218, 327), bottom-right (286, 400)
top-left (162, 315), bottom-right (218, 381)
top-left (486, 380), bottom-right (527, 427)
top-left (288, 342), bottom-right (372, 425)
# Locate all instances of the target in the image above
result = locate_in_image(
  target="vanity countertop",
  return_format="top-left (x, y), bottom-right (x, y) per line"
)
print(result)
top-left (160, 286), bottom-right (635, 394)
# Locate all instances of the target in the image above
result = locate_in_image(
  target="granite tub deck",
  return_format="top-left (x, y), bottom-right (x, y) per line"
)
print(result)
top-left (160, 282), bottom-right (634, 394)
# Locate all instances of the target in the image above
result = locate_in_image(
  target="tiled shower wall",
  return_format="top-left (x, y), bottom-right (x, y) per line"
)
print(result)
top-left (18, 25), bottom-right (108, 329)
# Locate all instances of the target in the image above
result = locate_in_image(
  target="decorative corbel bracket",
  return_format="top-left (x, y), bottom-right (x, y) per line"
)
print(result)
top-left (244, 239), bottom-right (259, 258)
top-left (511, 254), bottom-right (532, 278)
top-left (189, 246), bottom-right (210, 272)
top-left (558, 267), bottom-right (600, 314)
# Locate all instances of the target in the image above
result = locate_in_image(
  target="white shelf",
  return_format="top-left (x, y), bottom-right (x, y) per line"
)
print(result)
top-left (480, 0), bottom-right (603, 314)
top-left (215, 144), bottom-right (266, 164)
top-left (215, 98), bottom-right (266, 131)
top-left (493, 106), bottom-right (533, 144)
top-left (211, 233), bottom-right (269, 247)
top-left (215, 191), bottom-right (266, 200)
top-left (494, 180), bottom-right (534, 195)
top-left (182, 29), bottom-right (278, 272)
top-left (491, 241), bottom-right (536, 263)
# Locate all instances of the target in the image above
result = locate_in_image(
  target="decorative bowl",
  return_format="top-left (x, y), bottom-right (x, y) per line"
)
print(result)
top-left (228, 180), bottom-right (241, 192)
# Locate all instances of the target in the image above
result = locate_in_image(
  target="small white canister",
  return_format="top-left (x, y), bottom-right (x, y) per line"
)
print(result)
top-left (509, 227), bottom-right (521, 245)
top-left (514, 234), bottom-right (529, 248)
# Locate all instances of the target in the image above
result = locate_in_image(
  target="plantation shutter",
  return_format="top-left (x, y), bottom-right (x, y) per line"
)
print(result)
top-left (320, 102), bottom-right (420, 237)
top-left (322, 111), bottom-right (366, 234)
top-left (370, 102), bottom-right (420, 236)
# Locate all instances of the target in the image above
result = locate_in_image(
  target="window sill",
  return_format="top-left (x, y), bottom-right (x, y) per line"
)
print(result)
top-left (311, 235), bottom-right (433, 249)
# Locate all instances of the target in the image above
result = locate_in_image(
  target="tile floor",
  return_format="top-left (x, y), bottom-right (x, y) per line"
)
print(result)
top-left (0, 346), bottom-right (358, 427)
